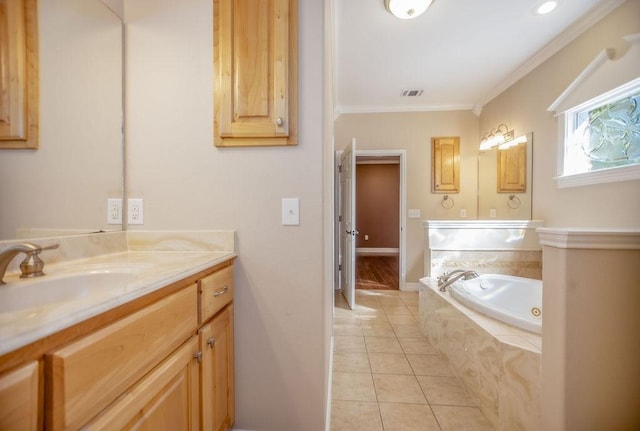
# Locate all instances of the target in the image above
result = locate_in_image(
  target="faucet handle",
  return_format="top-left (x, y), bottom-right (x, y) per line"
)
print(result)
top-left (19, 243), bottom-right (59, 278)
top-left (38, 243), bottom-right (60, 252)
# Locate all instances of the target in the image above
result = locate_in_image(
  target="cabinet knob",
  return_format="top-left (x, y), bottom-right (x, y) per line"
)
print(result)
top-left (276, 117), bottom-right (284, 127)
top-left (194, 351), bottom-right (202, 363)
top-left (207, 337), bottom-right (216, 348)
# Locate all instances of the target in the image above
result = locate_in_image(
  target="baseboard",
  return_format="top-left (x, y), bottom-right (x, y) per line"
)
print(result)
top-left (356, 247), bottom-right (399, 256)
top-left (401, 282), bottom-right (421, 292)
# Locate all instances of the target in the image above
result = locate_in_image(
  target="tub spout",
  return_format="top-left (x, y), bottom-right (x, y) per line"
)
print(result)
top-left (437, 270), bottom-right (479, 292)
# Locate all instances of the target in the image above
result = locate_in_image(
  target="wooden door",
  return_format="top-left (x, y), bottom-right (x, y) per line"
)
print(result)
top-left (199, 305), bottom-right (234, 431)
top-left (339, 138), bottom-right (356, 309)
top-left (83, 338), bottom-right (200, 431)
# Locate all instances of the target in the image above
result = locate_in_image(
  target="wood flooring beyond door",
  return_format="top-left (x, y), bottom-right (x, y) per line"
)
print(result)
top-left (356, 255), bottom-right (399, 290)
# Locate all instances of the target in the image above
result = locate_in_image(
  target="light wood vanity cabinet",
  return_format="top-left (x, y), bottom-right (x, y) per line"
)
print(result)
top-left (0, 260), bottom-right (235, 431)
top-left (0, 361), bottom-right (41, 430)
top-left (214, 0), bottom-right (298, 147)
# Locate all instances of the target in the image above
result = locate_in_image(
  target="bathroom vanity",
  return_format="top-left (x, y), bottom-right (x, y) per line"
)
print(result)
top-left (0, 231), bottom-right (236, 431)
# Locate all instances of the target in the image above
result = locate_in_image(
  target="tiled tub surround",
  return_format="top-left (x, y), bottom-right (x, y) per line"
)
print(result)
top-left (419, 278), bottom-right (541, 431)
top-left (0, 230), bottom-right (235, 355)
top-left (424, 220), bottom-right (544, 279)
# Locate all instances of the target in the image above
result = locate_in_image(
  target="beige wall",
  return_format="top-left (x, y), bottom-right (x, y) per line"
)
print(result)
top-left (355, 164), bottom-right (399, 249)
top-left (125, 0), bottom-right (326, 430)
top-left (480, 1), bottom-right (640, 228)
top-left (335, 111), bottom-right (479, 281)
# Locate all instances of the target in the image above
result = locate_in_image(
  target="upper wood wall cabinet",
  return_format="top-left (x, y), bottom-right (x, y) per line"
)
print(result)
top-left (0, 0), bottom-right (38, 149)
top-left (214, 0), bottom-right (298, 147)
top-left (431, 137), bottom-right (460, 193)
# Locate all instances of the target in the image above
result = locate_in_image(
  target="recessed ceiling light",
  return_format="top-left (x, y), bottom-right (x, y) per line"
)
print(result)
top-left (536, 1), bottom-right (558, 15)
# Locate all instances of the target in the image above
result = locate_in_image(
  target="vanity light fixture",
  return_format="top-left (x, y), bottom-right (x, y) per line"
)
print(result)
top-left (385, 0), bottom-right (433, 19)
top-left (479, 123), bottom-right (527, 151)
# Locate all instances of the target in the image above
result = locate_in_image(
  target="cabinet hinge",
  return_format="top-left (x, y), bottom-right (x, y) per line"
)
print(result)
top-left (194, 351), bottom-right (202, 363)
top-left (338, 264), bottom-right (342, 271)
top-left (338, 215), bottom-right (342, 222)
top-left (338, 165), bottom-right (342, 173)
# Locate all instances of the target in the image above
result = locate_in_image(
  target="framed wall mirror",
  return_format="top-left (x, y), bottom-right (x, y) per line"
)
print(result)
top-left (478, 132), bottom-right (533, 220)
top-left (0, 0), bottom-right (124, 240)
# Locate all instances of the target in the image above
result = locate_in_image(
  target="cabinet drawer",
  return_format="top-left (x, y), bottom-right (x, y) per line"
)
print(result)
top-left (199, 266), bottom-right (233, 323)
top-left (46, 286), bottom-right (198, 431)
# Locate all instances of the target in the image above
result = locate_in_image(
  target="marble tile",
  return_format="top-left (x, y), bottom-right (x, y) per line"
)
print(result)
top-left (330, 401), bottom-right (383, 431)
top-left (406, 354), bottom-right (453, 376)
top-left (431, 405), bottom-right (493, 431)
top-left (334, 335), bottom-right (366, 352)
top-left (372, 374), bottom-right (427, 404)
top-left (499, 343), bottom-right (541, 431)
top-left (332, 372), bottom-right (377, 402)
top-left (332, 352), bottom-right (371, 373)
top-left (365, 336), bottom-right (403, 353)
top-left (378, 403), bottom-right (440, 431)
top-left (368, 353), bottom-right (413, 375)
top-left (417, 376), bottom-right (477, 406)
top-left (399, 337), bottom-right (438, 355)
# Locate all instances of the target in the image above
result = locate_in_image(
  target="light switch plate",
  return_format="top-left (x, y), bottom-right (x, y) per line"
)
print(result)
top-left (460, 209), bottom-right (467, 218)
top-left (408, 209), bottom-right (421, 219)
top-left (282, 198), bottom-right (300, 225)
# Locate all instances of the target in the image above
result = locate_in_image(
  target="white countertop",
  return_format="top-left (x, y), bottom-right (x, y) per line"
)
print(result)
top-left (0, 250), bottom-right (235, 356)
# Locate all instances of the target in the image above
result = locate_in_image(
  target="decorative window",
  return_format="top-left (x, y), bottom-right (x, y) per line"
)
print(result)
top-left (563, 79), bottom-right (640, 177)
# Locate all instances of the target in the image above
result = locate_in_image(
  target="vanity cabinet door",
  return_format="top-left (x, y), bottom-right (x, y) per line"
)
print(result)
top-left (214, 0), bottom-right (297, 147)
top-left (84, 337), bottom-right (200, 431)
top-left (432, 136), bottom-right (460, 193)
top-left (0, 361), bottom-right (41, 430)
top-left (199, 305), bottom-right (234, 431)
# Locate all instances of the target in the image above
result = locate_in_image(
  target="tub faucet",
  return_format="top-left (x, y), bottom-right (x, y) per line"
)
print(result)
top-left (437, 270), bottom-right (479, 292)
top-left (0, 242), bottom-right (59, 285)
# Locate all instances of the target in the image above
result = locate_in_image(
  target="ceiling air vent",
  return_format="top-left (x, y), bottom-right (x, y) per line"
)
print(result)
top-left (401, 89), bottom-right (423, 97)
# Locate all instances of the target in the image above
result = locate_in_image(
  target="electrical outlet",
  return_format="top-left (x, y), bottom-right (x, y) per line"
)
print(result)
top-left (128, 198), bottom-right (144, 224)
top-left (489, 209), bottom-right (497, 218)
top-left (107, 198), bottom-right (122, 224)
top-left (460, 208), bottom-right (467, 218)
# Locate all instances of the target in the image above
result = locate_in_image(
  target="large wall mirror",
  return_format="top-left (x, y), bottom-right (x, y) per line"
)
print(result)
top-left (477, 132), bottom-right (533, 220)
top-left (0, 0), bottom-right (123, 239)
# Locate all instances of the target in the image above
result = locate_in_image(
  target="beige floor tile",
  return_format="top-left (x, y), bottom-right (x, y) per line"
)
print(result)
top-left (365, 336), bottom-right (403, 353)
top-left (362, 324), bottom-right (396, 337)
top-left (400, 296), bottom-right (419, 305)
top-left (333, 325), bottom-right (364, 337)
top-left (333, 351), bottom-right (371, 373)
top-left (387, 314), bottom-right (418, 325)
top-left (398, 290), bottom-right (418, 298)
top-left (334, 335), bottom-right (366, 352)
top-left (356, 303), bottom-right (384, 314)
top-left (372, 374), bottom-right (427, 404)
top-left (406, 354), bottom-right (453, 376)
top-left (417, 375), bottom-right (477, 406)
top-left (407, 304), bottom-right (420, 315)
top-left (379, 297), bottom-right (404, 307)
top-left (332, 372), bottom-right (377, 402)
top-left (368, 353), bottom-right (413, 375)
top-left (359, 314), bottom-right (390, 327)
top-left (391, 323), bottom-right (424, 338)
top-left (382, 304), bottom-right (412, 315)
top-left (378, 403), bottom-right (441, 431)
top-left (398, 337), bottom-right (438, 354)
top-left (330, 400), bottom-right (383, 431)
top-left (431, 405), bottom-right (493, 431)
top-left (333, 316), bottom-right (362, 328)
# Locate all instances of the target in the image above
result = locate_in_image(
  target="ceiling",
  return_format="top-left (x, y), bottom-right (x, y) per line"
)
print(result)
top-left (333, 0), bottom-right (620, 115)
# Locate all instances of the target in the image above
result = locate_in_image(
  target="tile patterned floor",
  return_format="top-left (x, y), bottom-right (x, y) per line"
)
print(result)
top-left (331, 289), bottom-right (492, 431)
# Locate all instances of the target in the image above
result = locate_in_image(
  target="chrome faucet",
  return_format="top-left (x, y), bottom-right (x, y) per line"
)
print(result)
top-left (437, 270), bottom-right (479, 292)
top-left (0, 242), bottom-right (59, 285)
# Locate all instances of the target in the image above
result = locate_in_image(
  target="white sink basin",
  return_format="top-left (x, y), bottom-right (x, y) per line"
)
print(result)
top-left (0, 270), bottom-right (138, 314)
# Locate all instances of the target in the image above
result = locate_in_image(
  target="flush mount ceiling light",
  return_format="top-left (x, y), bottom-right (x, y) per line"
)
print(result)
top-left (479, 124), bottom-right (527, 151)
top-left (385, 0), bottom-right (433, 19)
top-left (536, 1), bottom-right (558, 15)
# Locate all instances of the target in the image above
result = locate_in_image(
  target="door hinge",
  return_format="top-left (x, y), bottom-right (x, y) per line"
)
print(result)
top-left (338, 264), bottom-right (342, 271)
top-left (338, 165), bottom-right (342, 173)
top-left (338, 215), bottom-right (342, 222)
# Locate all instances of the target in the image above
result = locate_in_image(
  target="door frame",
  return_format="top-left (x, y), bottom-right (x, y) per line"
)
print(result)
top-left (334, 149), bottom-right (407, 292)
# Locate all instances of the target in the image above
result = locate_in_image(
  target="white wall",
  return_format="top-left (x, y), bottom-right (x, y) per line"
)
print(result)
top-left (335, 111), bottom-right (479, 281)
top-left (125, 0), bottom-right (326, 429)
top-left (480, 1), bottom-right (640, 228)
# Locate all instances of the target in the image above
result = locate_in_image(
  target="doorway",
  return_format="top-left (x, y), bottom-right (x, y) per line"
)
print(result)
top-left (335, 147), bottom-right (407, 308)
